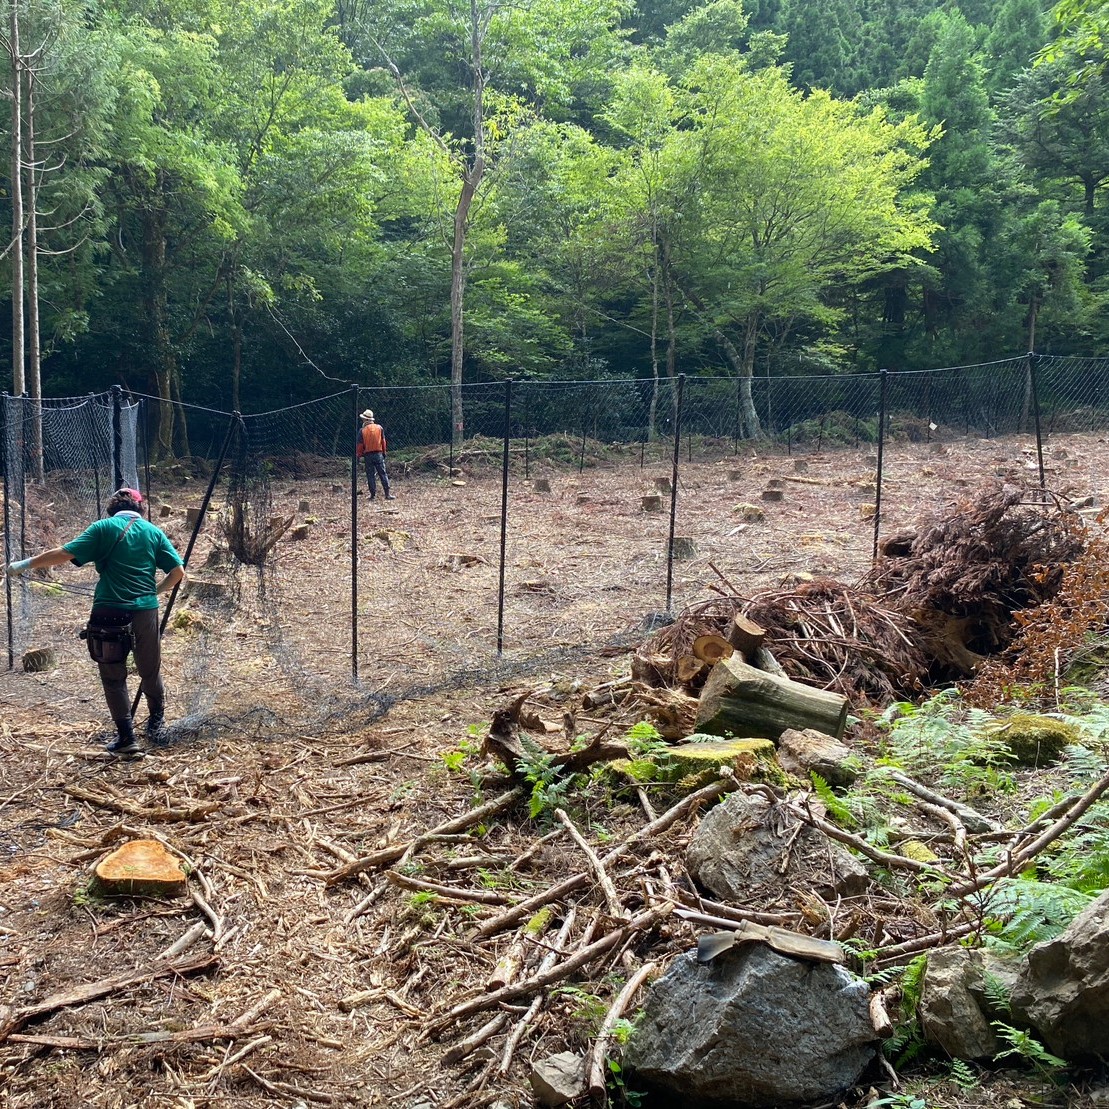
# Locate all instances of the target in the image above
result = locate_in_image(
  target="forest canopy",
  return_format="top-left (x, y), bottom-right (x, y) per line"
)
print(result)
top-left (0, 0), bottom-right (1103, 433)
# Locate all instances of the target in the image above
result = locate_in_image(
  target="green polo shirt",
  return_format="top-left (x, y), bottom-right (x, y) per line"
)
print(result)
top-left (63, 512), bottom-right (183, 611)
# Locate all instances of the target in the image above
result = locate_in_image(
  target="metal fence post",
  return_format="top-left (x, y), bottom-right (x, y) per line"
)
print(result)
top-left (2, 393), bottom-right (12, 670)
top-left (872, 369), bottom-right (888, 561)
top-left (497, 379), bottom-right (513, 656)
top-left (351, 384), bottom-right (361, 681)
top-left (665, 373), bottom-right (685, 613)
top-left (111, 384), bottom-right (124, 491)
top-left (1028, 351), bottom-right (1046, 491)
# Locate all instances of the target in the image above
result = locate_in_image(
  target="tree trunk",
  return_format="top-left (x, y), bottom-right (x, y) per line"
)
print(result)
top-left (647, 230), bottom-right (660, 441)
top-left (1019, 300), bottom-right (1039, 434)
top-left (228, 271), bottom-right (242, 413)
top-left (9, 7), bottom-right (24, 396)
top-left (24, 63), bottom-right (42, 481)
top-left (716, 321), bottom-right (762, 439)
top-left (141, 189), bottom-right (176, 461)
top-left (695, 654), bottom-right (848, 742)
top-left (448, 0), bottom-right (487, 452)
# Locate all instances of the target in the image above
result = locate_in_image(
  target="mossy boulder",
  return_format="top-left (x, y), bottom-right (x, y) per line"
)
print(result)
top-left (986, 714), bottom-right (1078, 767)
top-left (596, 737), bottom-right (781, 795)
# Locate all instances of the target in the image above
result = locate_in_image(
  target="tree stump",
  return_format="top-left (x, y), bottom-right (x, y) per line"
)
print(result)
top-left (159, 504), bottom-right (172, 518)
top-left (766, 478), bottom-right (784, 488)
top-left (672, 536), bottom-right (697, 560)
top-left (185, 507), bottom-right (203, 528)
top-left (728, 469), bottom-right (744, 481)
top-left (331, 483), bottom-right (345, 493)
top-left (205, 547), bottom-right (226, 568)
top-left (292, 524), bottom-right (310, 541)
top-left (641, 494), bottom-right (663, 513)
top-left (760, 489), bottom-right (784, 502)
top-left (93, 839), bottom-right (188, 899)
top-left (298, 499), bottom-right (311, 513)
top-left (534, 478), bottom-right (551, 493)
top-left (186, 579), bottom-right (229, 603)
top-left (793, 459), bottom-right (808, 472)
top-left (22, 647), bottom-right (56, 673)
top-left (859, 504), bottom-right (876, 520)
top-left (655, 477), bottom-right (672, 494)
top-left (695, 654), bottom-right (848, 741)
top-left (726, 614), bottom-right (766, 661)
top-left (734, 503), bottom-right (764, 521)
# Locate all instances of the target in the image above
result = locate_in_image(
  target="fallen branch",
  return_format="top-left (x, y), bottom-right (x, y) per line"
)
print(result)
top-left (63, 784), bottom-right (220, 823)
top-left (886, 771), bottom-right (1002, 834)
top-left (6, 1022), bottom-right (266, 1051)
top-left (499, 910), bottom-right (578, 1075)
top-left (944, 765), bottom-right (1109, 899)
top-left (325, 789), bottom-right (523, 884)
top-left (555, 808), bottom-right (625, 919)
top-left (0, 953), bottom-right (219, 1042)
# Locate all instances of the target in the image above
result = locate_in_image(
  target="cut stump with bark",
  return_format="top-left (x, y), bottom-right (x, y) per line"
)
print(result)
top-left (672, 537), bottom-right (697, 560)
top-left (93, 839), bottom-right (188, 899)
top-left (676, 655), bottom-right (705, 684)
top-left (533, 478), bottom-right (551, 493)
top-left (22, 647), bottom-right (56, 673)
top-left (726, 615), bottom-right (766, 661)
top-left (642, 494), bottom-right (663, 513)
top-left (695, 654), bottom-right (848, 742)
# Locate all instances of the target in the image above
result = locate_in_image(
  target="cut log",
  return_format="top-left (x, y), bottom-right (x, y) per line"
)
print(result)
top-left (186, 507), bottom-right (203, 528)
top-left (760, 488), bottom-right (784, 502)
top-left (726, 614), bottom-right (765, 661)
top-left (159, 504), bottom-right (172, 518)
top-left (695, 654), bottom-right (848, 742)
top-left (93, 840), bottom-right (188, 898)
top-left (641, 494), bottom-right (663, 513)
top-left (676, 655), bottom-right (705, 684)
top-left (533, 478), bottom-right (551, 493)
top-left (692, 635), bottom-right (733, 665)
top-left (655, 477), bottom-right (672, 494)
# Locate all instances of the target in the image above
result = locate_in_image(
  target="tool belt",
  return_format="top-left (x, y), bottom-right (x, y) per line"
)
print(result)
top-left (80, 607), bottom-right (133, 665)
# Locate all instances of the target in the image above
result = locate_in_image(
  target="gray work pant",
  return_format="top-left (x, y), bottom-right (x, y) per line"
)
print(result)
top-left (97, 607), bottom-right (164, 723)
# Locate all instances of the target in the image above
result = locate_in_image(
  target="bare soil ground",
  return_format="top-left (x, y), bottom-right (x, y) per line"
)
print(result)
top-left (2, 432), bottom-right (1108, 1109)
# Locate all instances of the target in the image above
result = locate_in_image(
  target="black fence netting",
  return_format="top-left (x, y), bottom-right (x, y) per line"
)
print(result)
top-left (5, 354), bottom-right (1109, 738)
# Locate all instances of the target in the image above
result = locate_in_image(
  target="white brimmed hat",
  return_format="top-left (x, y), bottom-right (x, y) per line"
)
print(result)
top-left (359, 409), bottom-right (374, 421)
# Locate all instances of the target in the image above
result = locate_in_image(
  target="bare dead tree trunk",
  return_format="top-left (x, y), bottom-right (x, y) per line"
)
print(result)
top-left (9, 2), bottom-right (24, 396)
top-left (25, 59), bottom-right (42, 480)
top-left (647, 230), bottom-right (660, 442)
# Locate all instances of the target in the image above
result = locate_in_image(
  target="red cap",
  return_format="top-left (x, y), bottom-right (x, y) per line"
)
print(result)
top-left (116, 487), bottom-right (143, 506)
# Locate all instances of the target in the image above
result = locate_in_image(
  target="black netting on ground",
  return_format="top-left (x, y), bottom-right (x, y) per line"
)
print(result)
top-left (8, 358), bottom-right (1109, 738)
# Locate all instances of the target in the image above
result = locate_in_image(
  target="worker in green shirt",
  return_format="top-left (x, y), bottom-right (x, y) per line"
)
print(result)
top-left (6, 488), bottom-right (185, 758)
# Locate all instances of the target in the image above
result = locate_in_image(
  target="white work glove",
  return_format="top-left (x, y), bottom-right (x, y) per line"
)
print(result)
top-left (6, 558), bottom-right (32, 577)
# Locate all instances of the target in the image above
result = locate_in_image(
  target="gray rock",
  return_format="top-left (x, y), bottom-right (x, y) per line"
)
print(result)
top-left (626, 946), bottom-right (877, 1108)
top-left (686, 790), bottom-right (869, 903)
top-left (777, 727), bottom-right (859, 788)
top-left (919, 946), bottom-right (1018, 1060)
top-left (529, 1051), bottom-right (586, 1106)
top-left (1012, 888), bottom-right (1109, 1058)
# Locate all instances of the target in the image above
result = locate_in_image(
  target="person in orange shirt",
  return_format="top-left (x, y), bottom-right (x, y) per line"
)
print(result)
top-left (356, 409), bottom-right (395, 500)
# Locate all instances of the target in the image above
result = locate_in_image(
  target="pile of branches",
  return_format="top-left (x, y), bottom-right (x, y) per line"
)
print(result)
top-left (861, 483), bottom-right (1085, 677)
top-left (640, 585), bottom-right (925, 703)
top-left (744, 579), bottom-right (927, 701)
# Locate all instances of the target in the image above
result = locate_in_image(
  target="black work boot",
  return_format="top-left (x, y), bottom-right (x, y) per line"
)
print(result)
top-left (147, 702), bottom-right (165, 741)
top-left (107, 717), bottom-right (143, 758)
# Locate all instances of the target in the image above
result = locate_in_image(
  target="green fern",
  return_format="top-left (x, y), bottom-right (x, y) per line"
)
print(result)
top-left (810, 772), bottom-right (856, 827)
top-left (991, 1022), bottom-right (1068, 1079)
top-left (983, 877), bottom-right (1093, 953)
top-left (947, 1058), bottom-right (978, 1090)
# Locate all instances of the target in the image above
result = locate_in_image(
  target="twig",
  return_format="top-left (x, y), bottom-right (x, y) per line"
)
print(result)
top-left (433, 904), bottom-right (671, 1033)
top-left (555, 808), bottom-right (625, 919)
top-left (158, 921), bottom-right (210, 961)
top-left (385, 871), bottom-right (510, 905)
top-left (200, 1034), bottom-right (273, 1082)
top-left (944, 765), bottom-right (1109, 899)
top-left (441, 1011), bottom-right (512, 1065)
top-left (344, 881), bottom-right (387, 925)
top-left (190, 888), bottom-right (223, 944)
top-left (586, 962), bottom-right (657, 1103)
top-left (242, 1066), bottom-right (335, 1104)
top-left (886, 771), bottom-right (1002, 834)
top-left (499, 910), bottom-right (578, 1075)
top-left (230, 988), bottom-right (283, 1029)
top-left (475, 776), bottom-right (735, 939)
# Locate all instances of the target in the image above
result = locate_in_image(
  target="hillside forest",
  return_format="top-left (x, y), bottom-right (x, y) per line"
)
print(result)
top-left (3, 0), bottom-right (1108, 440)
